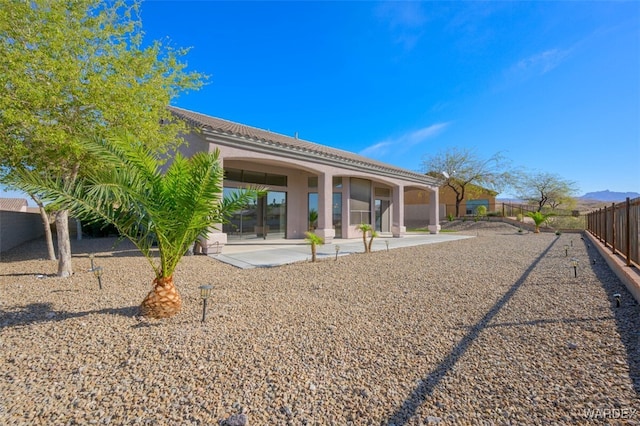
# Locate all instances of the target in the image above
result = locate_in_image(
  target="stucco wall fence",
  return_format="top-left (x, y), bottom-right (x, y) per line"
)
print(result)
top-left (0, 211), bottom-right (45, 254)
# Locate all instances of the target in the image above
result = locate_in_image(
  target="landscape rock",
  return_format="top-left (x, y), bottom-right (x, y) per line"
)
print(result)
top-left (0, 222), bottom-right (638, 424)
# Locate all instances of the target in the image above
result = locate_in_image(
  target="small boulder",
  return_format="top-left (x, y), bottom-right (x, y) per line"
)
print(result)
top-left (220, 413), bottom-right (248, 426)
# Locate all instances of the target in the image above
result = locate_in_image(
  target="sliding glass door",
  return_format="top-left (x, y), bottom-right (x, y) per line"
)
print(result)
top-left (223, 188), bottom-right (286, 240)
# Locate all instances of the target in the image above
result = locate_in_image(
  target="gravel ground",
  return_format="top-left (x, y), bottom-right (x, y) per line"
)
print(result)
top-left (1, 222), bottom-right (638, 425)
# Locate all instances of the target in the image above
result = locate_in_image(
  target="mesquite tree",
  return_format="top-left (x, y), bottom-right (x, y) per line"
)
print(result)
top-left (0, 0), bottom-right (204, 276)
top-left (422, 148), bottom-right (512, 217)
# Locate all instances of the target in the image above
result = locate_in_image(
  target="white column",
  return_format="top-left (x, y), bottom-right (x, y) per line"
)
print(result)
top-left (391, 184), bottom-right (406, 237)
top-left (428, 187), bottom-right (441, 234)
top-left (315, 172), bottom-right (335, 243)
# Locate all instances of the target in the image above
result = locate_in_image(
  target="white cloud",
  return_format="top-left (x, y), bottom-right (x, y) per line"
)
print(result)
top-left (360, 122), bottom-right (450, 157)
top-left (494, 47), bottom-right (573, 92)
top-left (376, 1), bottom-right (427, 30)
top-left (515, 48), bottom-right (570, 75)
top-left (375, 1), bottom-right (428, 51)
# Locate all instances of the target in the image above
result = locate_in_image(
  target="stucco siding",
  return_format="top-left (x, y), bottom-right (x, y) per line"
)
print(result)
top-left (404, 204), bottom-right (430, 228)
top-left (0, 211), bottom-right (44, 253)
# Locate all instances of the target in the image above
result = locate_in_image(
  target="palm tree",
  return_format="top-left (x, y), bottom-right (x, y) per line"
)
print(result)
top-left (367, 229), bottom-right (379, 253)
top-left (357, 223), bottom-right (373, 253)
top-left (304, 231), bottom-right (324, 262)
top-left (526, 211), bottom-right (554, 233)
top-left (9, 133), bottom-right (258, 319)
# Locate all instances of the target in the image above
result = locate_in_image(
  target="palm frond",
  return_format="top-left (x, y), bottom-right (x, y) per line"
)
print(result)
top-left (7, 134), bottom-right (262, 279)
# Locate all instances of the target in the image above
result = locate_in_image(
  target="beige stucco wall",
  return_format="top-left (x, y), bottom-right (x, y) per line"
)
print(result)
top-left (0, 211), bottom-right (44, 253)
top-left (179, 132), bottom-right (439, 245)
top-left (405, 186), bottom-right (497, 219)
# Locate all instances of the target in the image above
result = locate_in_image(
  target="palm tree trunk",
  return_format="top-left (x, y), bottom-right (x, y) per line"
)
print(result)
top-left (311, 242), bottom-right (317, 262)
top-left (362, 232), bottom-right (368, 253)
top-left (55, 210), bottom-right (73, 277)
top-left (140, 275), bottom-right (182, 319)
top-left (37, 202), bottom-right (56, 261)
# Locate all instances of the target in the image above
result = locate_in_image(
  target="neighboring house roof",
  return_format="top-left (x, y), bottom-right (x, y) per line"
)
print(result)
top-left (168, 106), bottom-right (439, 187)
top-left (0, 198), bottom-right (28, 212)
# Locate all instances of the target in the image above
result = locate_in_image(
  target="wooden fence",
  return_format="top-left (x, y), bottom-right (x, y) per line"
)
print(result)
top-left (585, 197), bottom-right (640, 268)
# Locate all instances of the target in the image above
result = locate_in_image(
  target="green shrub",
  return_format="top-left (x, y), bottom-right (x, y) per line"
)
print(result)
top-left (305, 231), bottom-right (324, 262)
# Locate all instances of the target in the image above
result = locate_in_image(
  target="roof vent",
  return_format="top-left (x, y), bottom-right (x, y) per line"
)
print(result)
top-left (294, 131), bottom-right (299, 139)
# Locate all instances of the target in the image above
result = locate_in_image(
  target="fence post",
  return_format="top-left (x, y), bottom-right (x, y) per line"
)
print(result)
top-left (603, 206), bottom-right (607, 246)
top-left (626, 197), bottom-right (631, 267)
top-left (611, 202), bottom-right (616, 254)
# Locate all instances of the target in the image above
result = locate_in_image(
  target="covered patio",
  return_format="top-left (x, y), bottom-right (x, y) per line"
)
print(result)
top-left (170, 106), bottom-right (441, 251)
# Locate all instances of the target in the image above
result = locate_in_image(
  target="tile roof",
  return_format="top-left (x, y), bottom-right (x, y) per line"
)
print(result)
top-left (0, 198), bottom-right (28, 212)
top-left (168, 106), bottom-right (439, 187)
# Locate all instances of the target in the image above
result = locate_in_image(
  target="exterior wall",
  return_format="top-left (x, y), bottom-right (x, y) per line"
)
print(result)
top-left (0, 211), bottom-right (44, 253)
top-left (405, 204), bottom-right (430, 228)
top-left (180, 132), bottom-right (439, 246)
top-left (405, 185), bottom-right (497, 221)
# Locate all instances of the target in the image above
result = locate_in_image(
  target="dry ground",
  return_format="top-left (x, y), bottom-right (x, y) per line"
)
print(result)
top-left (1, 222), bottom-right (638, 425)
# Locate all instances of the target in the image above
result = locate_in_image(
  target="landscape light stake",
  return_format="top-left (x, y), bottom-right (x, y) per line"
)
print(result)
top-left (92, 266), bottom-right (103, 290)
top-left (335, 245), bottom-right (340, 261)
top-left (199, 285), bottom-right (213, 323)
top-left (89, 253), bottom-right (95, 270)
top-left (564, 245), bottom-right (569, 257)
top-left (385, 240), bottom-right (389, 252)
top-left (571, 258), bottom-right (578, 278)
top-left (614, 293), bottom-right (621, 308)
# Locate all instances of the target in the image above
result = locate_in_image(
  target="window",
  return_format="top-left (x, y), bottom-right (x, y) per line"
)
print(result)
top-left (224, 168), bottom-right (287, 186)
top-left (375, 187), bottom-right (390, 197)
top-left (350, 178), bottom-right (371, 225)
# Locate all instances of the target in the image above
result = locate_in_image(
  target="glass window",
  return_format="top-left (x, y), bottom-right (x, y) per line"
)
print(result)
top-left (308, 176), bottom-right (318, 189)
top-left (333, 177), bottom-right (342, 189)
top-left (308, 193), bottom-right (318, 230)
top-left (350, 177), bottom-right (371, 225)
top-left (223, 168), bottom-right (287, 186)
top-left (266, 174), bottom-right (287, 186)
top-left (375, 187), bottom-right (390, 197)
top-left (225, 168), bottom-right (243, 182)
top-left (243, 170), bottom-right (266, 184)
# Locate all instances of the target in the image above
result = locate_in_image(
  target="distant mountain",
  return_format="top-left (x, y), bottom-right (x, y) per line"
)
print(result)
top-left (579, 190), bottom-right (640, 202)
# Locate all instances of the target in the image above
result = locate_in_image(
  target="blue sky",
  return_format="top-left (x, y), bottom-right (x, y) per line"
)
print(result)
top-left (3, 1), bottom-right (639, 202)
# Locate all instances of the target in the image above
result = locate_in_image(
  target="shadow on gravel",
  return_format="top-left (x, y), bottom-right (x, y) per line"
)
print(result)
top-left (583, 240), bottom-right (640, 394)
top-left (458, 315), bottom-right (615, 329)
top-left (0, 272), bottom-right (57, 277)
top-left (0, 237), bottom-right (148, 262)
top-left (385, 237), bottom-right (560, 425)
top-left (0, 302), bottom-right (139, 328)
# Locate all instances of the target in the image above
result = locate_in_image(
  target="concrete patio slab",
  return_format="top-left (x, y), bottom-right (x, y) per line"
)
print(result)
top-left (210, 233), bottom-right (473, 269)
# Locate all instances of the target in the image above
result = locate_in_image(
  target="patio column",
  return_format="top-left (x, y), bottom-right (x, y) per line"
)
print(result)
top-left (428, 187), bottom-right (441, 234)
top-left (392, 184), bottom-right (406, 237)
top-left (197, 156), bottom-right (227, 254)
top-left (316, 172), bottom-right (335, 244)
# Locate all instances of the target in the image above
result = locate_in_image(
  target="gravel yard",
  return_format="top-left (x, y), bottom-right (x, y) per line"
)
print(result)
top-left (1, 222), bottom-right (638, 425)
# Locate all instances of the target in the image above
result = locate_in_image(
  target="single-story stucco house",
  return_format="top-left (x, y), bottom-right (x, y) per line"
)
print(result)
top-left (169, 107), bottom-right (441, 250)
